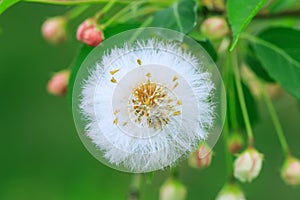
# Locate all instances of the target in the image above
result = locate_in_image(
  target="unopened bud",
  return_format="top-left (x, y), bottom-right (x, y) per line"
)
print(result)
top-left (41, 16), bottom-right (67, 44)
top-left (160, 178), bottom-right (187, 200)
top-left (201, 16), bottom-right (229, 40)
top-left (227, 132), bottom-right (244, 154)
top-left (281, 156), bottom-right (300, 186)
top-left (47, 70), bottom-right (70, 96)
top-left (234, 148), bottom-right (263, 182)
top-left (76, 18), bottom-right (104, 46)
top-left (202, 0), bottom-right (225, 10)
top-left (216, 183), bottom-right (246, 200)
top-left (188, 143), bottom-right (213, 169)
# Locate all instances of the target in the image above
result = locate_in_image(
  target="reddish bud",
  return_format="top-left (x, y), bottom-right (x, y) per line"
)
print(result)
top-left (200, 16), bottom-right (229, 40)
top-left (188, 143), bottom-right (213, 169)
top-left (41, 16), bottom-right (67, 44)
top-left (281, 156), bottom-right (300, 186)
top-left (76, 18), bottom-right (104, 46)
top-left (47, 70), bottom-right (70, 96)
top-left (227, 132), bottom-right (244, 154)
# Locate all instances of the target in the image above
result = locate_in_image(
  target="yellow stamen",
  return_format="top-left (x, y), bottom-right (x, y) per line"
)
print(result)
top-left (173, 76), bottom-right (178, 82)
top-left (173, 82), bottom-right (179, 89)
top-left (173, 111), bottom-right (181, 116)
top-left (113, 118), bottom-right (118, 125)
top-left (113, 110), bottom-right (120, 115)
top-left (111, 77), bottom-right (117, 83)
top-left (110, 69), bottom-right (120, 75)
top-left (137, 59), bottom-right (142, 66)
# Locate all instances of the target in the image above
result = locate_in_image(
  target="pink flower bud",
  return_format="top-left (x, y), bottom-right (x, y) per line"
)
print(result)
top-left (281, 157), bottom-right (300, 186)
top-left (160, 178), bottom-right (187, 200)
top-left (227, 132), bottom-right (244, 154)
top-left (234, 148), bottom-right (263, 182)
top-left (200, 16), bottom-right (229, 40)
top-left (47, 70), bottom-right (70, 96)
top-left (41, 16), bottom-right (67, 44)
top-left (188, 143), bottom-right (212, 169)
top-left (76, 18), bottom-right (104, 47)
top-left (76, 18), bottom-right (94, 40)
top-left (216, 183), bottom-right (246, 200)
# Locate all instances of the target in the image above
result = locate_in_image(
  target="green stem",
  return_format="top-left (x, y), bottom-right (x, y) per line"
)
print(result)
top-left (232, 51), bottom-right (254, 146)
top-left (146, 172), bottom-right (154, 184)
top-left (128, 17), bottom-right (153, 43)
top-left (171, 166), bottom-right (179, 178)
top-left (94, 0), bottom-right (118, 20)
top-left (140, 16), bottom-right (153, 27)
top-left (222, 53), bottom-right (234, 179)
top-left (226, 55), bottom-right (239, 130)
top-left (259, 83), bottom-right (290, 157)
top-left (25, 0), bottom-right (175, 6)
top-left (65, 5), bottom-right (90, 20)
top-left (128, 174), bottom-right (142, 200)
top-left (101, 1), bottom-right (144, 29)
top-left (223, 113), bottom-right (234, 178)
top-left (117, 5), bottom-right (160, 23)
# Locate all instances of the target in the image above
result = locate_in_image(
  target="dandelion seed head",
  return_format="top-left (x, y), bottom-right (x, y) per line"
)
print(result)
top-left (72, 28), bottom-right (226, 172)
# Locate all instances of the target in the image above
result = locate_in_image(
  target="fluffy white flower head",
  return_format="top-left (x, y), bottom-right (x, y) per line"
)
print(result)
top-left (72, 28), bottom-right (225, 172)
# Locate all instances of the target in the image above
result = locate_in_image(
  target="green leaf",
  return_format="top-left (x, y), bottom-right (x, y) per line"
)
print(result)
top-left (250, 27), bottom-right (300, 99)
top-left (197, 39), bottom-right (218, 62)
top-left (240, 82), bottom-right (258, 128)
top-left (227, 76), bottom-right (258, 130)
top-left (187, 31), bottom-right (217, 61)
top-left (245, 47), bottom-right (274, 82)
top-left (269, 0), bottom-right (300, 13)
top-left (68, 45), bottom-right (94, 106)
top-left (0, 0), bottom-right (20, 15)
top-left (227, 0), bottom-right (266, 51)
top-left (103, 23), bottom-right (142, 39)
top-left (151, 0), bottom-right (197, 34)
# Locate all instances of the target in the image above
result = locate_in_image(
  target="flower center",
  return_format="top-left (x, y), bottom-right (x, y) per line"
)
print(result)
top-left (110, 64), bottom-right (187, 138)
top-left (129, 79), bottom-right (181, 130)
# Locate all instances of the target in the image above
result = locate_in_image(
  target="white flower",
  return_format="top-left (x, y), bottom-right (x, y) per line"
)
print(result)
top-left (73, 28), bottom-right (224, 172)
top-left (234, 148), bottom-right (263, 182)
top-left (216, 183), bottom-right (246, 200)
top-left (281, 156), bottom-right (300, 186)
top-left (160, 178), bottom-right (187, 200)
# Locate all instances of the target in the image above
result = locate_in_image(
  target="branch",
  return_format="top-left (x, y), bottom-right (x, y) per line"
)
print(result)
top-left (204, 8), bottom-right (300, 19)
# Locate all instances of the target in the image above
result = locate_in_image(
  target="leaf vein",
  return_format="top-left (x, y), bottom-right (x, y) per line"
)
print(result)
top-left (241, 33), bottom-right (300, 69)
top-left (172, 3), bottom-right (183, 33)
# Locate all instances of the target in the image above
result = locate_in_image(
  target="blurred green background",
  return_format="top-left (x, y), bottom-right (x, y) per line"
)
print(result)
top-left (1, 2), bottom-right (300, 200)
